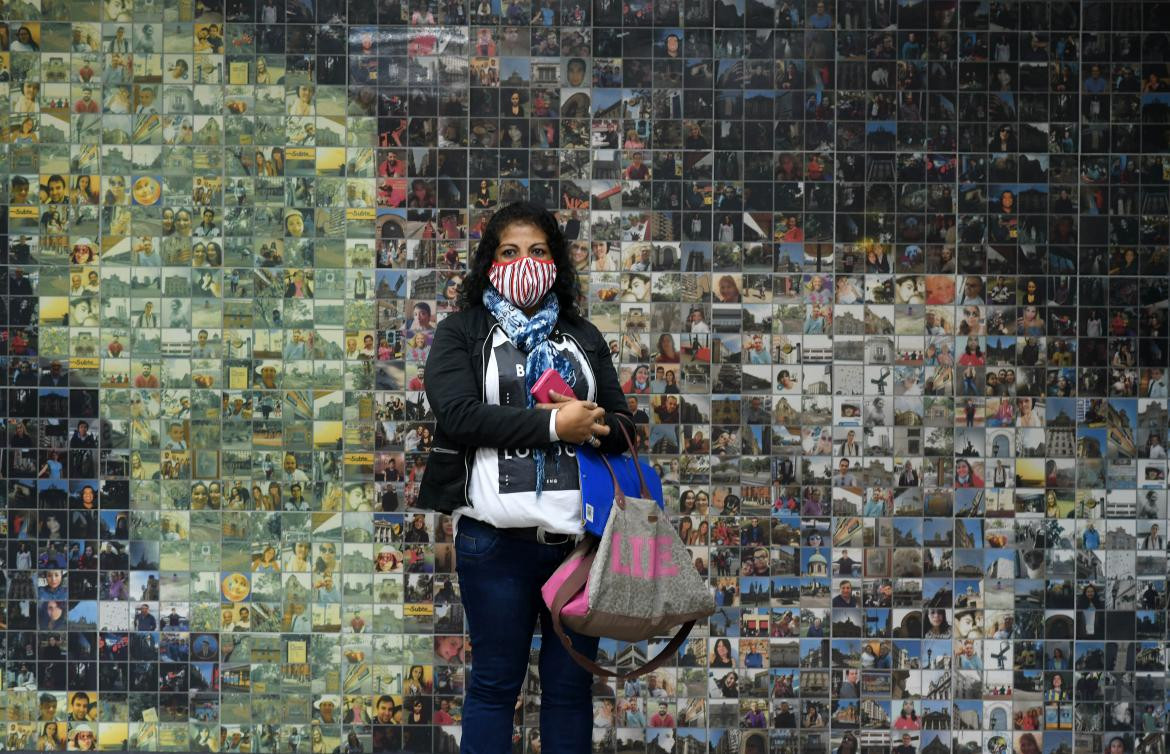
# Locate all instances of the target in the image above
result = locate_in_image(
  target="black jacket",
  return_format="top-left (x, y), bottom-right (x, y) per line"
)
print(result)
top-left (419, 304), bottom-right (634, 514)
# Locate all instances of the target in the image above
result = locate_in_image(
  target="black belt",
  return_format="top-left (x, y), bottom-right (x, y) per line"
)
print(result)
top-left (469, 518), bottom-right (573, 545)
top-left (501, 526), bottom-right (573, 545)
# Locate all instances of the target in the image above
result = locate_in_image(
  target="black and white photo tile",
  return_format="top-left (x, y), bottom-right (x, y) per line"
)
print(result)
top-left (2, 0), bottom-right (1170, 751)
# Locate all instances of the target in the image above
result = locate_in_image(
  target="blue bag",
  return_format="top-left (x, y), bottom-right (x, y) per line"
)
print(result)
top-left (577, 443), bottom-right (664, 538)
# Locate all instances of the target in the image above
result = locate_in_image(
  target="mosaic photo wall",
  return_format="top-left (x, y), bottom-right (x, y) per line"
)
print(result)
top-left (3, 0), bottom-right (1170, 750)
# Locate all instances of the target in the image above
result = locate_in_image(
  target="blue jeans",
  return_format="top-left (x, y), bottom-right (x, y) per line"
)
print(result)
top-left (455, 515), bottom-right (600, 754)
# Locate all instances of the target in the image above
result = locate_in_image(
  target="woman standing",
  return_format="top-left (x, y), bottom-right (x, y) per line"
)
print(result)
top-left (1143, 524), bottom-right (1165, 551)
top-left (420, 202), bottom-right (635, 753)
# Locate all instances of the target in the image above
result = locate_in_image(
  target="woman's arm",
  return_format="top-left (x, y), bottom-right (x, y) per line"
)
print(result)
top-left (424, 315), bottom-right (557, 450)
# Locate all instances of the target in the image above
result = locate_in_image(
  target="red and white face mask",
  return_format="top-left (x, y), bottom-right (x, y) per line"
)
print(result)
top-left (489, 256), bottom-right (557, 310)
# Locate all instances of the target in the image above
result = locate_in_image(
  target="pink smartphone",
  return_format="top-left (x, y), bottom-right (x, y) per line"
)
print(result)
top-left (531, 368), bottom-right (573, 404)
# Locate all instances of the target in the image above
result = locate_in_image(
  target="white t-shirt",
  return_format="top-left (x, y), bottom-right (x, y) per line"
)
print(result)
top-left (455, 328), bottom-right (596, 536)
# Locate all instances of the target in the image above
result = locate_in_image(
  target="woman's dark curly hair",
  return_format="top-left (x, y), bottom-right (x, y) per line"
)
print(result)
top-left (456, 202), bottom-right (580, 316)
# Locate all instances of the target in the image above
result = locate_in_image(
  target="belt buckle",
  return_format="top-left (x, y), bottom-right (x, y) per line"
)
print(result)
top-left (537, 528), bottom-right (567, 545)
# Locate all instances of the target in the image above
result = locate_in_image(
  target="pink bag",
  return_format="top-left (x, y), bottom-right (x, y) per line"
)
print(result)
top-left (541, 424), bottom-right (715, 680)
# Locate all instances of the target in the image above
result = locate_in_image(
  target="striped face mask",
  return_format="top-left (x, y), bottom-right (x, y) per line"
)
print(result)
top-left (488, 256), bottom-right (557, 310)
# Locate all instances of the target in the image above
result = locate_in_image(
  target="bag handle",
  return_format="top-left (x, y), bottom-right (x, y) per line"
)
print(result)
top-left (613, 418), bottom-right (651, 498)
top-left (596, 420), bottom-right (651, 510)
top-left (548, 548), bottom-right (695, 681)
top-left (596, 452), bottom-right (627, 511)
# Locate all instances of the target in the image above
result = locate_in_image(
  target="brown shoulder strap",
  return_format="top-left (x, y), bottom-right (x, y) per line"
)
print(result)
top-left (548, 552), bottom-right (696, 681)
top-left (595, 451), bottom-right (627, 511)
top-left (613, 419), bottom-right (652, 499)
top-left (595, 420), bottom-right (652, 504)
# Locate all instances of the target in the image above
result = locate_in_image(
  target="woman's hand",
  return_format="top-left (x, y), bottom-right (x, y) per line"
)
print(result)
top-left (537, 390), bottom-right (609, 445)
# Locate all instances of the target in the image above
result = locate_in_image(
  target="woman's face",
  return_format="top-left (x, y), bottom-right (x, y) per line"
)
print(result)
top-left (494, 222), bottom-right (550, 264)
top-left (437, 636), bottom-right (463, 660)
top-left (626, 276), bottom-right (647, 299)
top-left (570, 243), bottom-right (588, 265)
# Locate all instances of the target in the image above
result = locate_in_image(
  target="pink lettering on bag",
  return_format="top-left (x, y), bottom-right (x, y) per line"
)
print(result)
top-left (653, 536), bottom-right (678, 578)
top-left (611, 534), bottom-right (679, 580)
top-left (629, 535), bottom-right (644, 577)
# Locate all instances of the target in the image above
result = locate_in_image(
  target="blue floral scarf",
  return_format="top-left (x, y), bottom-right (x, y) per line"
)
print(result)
top-left (483, 287), bottom-right (576, 497)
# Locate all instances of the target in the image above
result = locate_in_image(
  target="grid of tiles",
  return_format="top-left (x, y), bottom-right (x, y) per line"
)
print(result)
top-left (3, 0), bottom-right (1170, 752)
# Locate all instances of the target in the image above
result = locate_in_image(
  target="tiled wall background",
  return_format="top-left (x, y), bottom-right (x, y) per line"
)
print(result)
top-left (3, 0), bottom-right (1170, 752)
